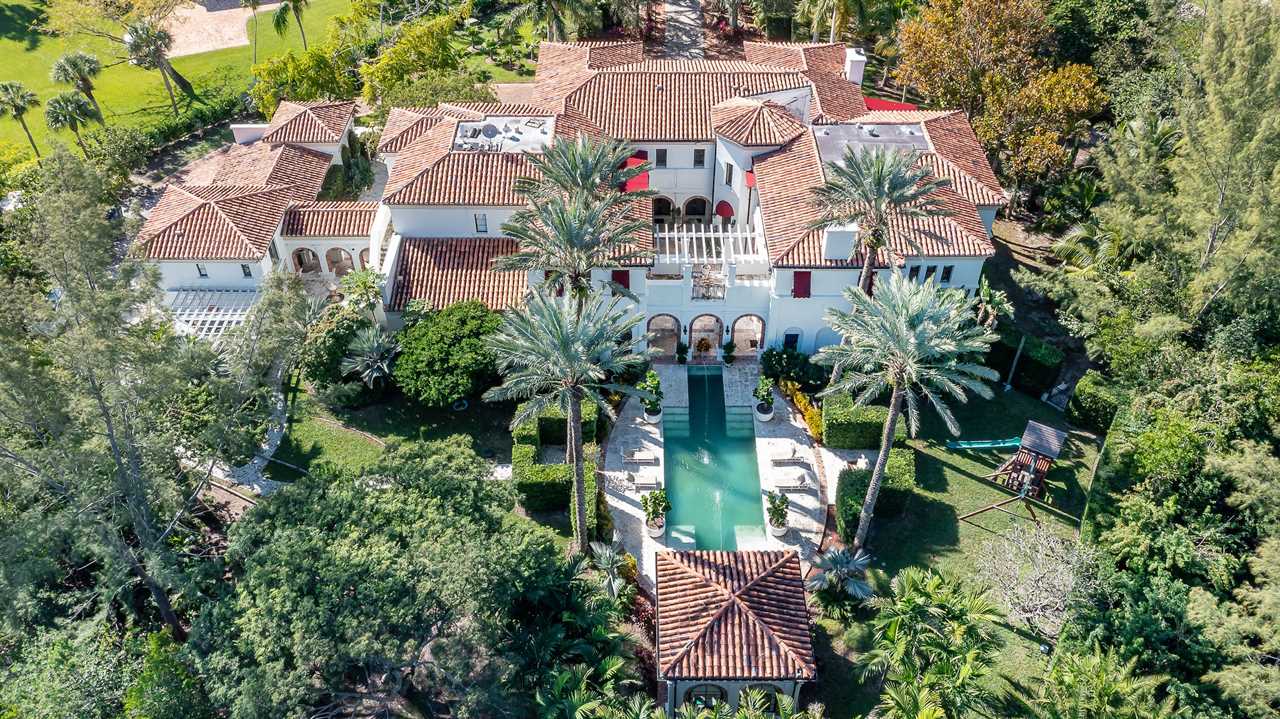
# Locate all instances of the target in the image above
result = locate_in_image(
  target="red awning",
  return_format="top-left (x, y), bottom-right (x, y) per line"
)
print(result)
top-left (864, 96), bottom-right (919, 111)
top-left (622, 150), bottom-right (649, 192)
top-left (714, 200), bottom-right (735, 218)
top-left (745, 170), bottom-right (756, 188)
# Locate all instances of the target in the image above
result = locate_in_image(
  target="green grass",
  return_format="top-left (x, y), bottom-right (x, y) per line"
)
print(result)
top-left (0, 0), bottom-right (350, 153)
top-left (813, 390), bottom-right (1101, 718)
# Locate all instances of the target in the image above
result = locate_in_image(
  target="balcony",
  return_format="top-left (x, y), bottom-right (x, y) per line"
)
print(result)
top-left (653, 223), bottom-right (767, 268)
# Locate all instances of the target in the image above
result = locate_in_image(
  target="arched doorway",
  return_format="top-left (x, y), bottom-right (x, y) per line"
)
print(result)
top-left (292, 247), bottom-right (321, 274)
top-left (814, 327), bottom-right (841, 351)
top-left (689, 314), bottom-right (723, 360)
top-left (714, 200), bottom-right (735, 227)
top-left (731, 314), bottom-right (765, 356)
top-left (682, 684), bottom-right (726, 710)
top-left (684, 197), bottom-right (708, 224)
top-left (359, 248), bottom-right (370, 269)
top-left (653, 196), bottom-right (674, 224)
top-left (647, 314), bottom-right (679, 358)
top-left (325, 248), bottom-right (355, 278)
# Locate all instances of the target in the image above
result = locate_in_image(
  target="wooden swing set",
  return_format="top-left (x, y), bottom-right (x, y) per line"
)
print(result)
top-left (958, 421), bottom-right (1069, 530)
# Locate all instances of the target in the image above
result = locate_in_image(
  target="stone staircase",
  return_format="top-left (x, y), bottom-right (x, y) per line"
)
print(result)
top-left (725, 406), bottom-right (755, 439)
top-left (663, 406), bottom-right (691, 440)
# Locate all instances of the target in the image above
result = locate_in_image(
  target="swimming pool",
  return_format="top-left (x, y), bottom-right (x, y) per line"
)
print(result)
top-left (663, 365), bottom-right (765, 550)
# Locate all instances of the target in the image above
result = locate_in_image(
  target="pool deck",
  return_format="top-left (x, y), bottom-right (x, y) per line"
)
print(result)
top-left (603, 361), bottom-right (827, 586)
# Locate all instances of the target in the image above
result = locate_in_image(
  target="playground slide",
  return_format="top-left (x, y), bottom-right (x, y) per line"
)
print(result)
top-left (945, 437), bottom-right (1022, 450)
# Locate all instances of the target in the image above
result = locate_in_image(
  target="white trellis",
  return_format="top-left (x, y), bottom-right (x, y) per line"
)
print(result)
top-left (164, 289), bottom-right (261, 343)
top-left (654, 224), bottom-right (767, 266)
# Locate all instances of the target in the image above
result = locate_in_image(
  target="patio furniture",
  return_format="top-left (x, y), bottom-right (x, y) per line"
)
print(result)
top-left (769, 445), bottom-right (806, 466)
top-left (624, 447), bottom-right (658, 465)
top-left (775, 467), bottom-right (812, 492)
top-left (632, 470), bottom-right (661, 491)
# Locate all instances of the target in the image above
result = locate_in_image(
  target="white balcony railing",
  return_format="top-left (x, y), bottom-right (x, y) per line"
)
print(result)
top-left (654, 224), bottom-right (767, 266)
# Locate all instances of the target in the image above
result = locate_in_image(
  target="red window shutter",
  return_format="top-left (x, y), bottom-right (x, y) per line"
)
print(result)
top-left (792, 271), bottom-right (811, 298)
top-left (611, 269), bottom-right (630, 290)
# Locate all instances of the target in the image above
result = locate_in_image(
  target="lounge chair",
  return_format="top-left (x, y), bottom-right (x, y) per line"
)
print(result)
top-left (775, 467), bottom-right (812, 492)
top-left (631, 471), bottom-right (661, 491)
top-left (769, 445), bottom-right (806, 466)
top-left (624, 447), bottom-right (658, 465)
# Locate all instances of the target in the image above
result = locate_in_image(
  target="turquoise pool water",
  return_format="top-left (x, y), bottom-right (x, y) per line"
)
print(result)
top-left (664, 366), bottom-right (765, 550)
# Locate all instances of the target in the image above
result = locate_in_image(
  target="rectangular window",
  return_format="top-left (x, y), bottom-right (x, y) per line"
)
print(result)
top-left (267, 242), bottom-right (279, 263)
top-left (693, 149), bottom-right (706, 168)
top-left (783, 333), bottom-right (800, 351)
top-left (611, 269), bottom-right (630, 291)
top-left (240, 263), bottom-right (253, 278)
top-left (792, 271), bottom-right (811, 298)
top-left (908, 265), bottom-right (921, 282)
top-left (724, 162), bottom-right (735, 187)
top-left (196, 263), bottom-right (208, 278)
top-left (655, 149), bottom-right (667, 168)
top-left (925, 265), bottom-right (937, 281)
top-left (941, 265), bottom-right (954, 284)
top-left (474, 213), bottom-right (488, 233)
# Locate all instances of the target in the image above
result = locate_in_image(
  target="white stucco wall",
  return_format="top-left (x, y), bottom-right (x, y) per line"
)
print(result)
top-left (388, 205), bottom-right (520, 238)
top-left (156, 256), bottom-right (273, 290)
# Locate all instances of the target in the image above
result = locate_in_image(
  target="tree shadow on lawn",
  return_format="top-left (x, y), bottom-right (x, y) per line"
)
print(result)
top-left (0, 2), bottom-right (44, 48)
top-left (805, 620), bottom-right (880, 719)
top-left (867, 493), bottom-right (962, 577)
top-left (333, 392), bottom-right (517, 463)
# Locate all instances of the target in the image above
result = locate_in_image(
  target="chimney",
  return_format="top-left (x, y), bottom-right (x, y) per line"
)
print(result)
top-left (844, 47), bottom-right (867, 86)
top-left (823, 222), bottom-right (859, 261)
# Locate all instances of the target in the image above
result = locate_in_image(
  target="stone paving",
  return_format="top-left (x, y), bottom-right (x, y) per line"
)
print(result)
top-left (654, 362), bottom-right (690, 408)
top-left (663, 0), bottom-right (705, 58)
top-left (602, 397), bottom-right (669, 589)
top-left (752, 391), bottom-right (826, 563)
top-left (722, 361), bottom-right (760, 406)
top-left (817, 446), bottom-right (881, 504)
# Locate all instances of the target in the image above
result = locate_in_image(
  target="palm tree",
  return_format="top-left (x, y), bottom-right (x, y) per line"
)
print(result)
top-left (497, 191), bottom-right (650, 311)
top-left (516, 134), bottom-right (651, 203)
top-left (588, 540), bottom-right (630, 601)
top-left (341, 325), bottom-right (399, 389)
top-left (339, 268), bottom-right (384, 316)
top-left (1053, 220), bottom-right (1139, 276)
top-left (597, 694), bottom-right (667, 719)
top-left (1033, 645), bottom-right (1176, 719)
top-left (124, 20), bottom-right (186, 117)
top-left (243, 0), bottom-right (262, 63)
top-left (814, 273), bottom-right (998, 549)
top-left (0, 81), bottom-right (40, 158)
top-left (876, 684), bottom-right (946, 719)
top-left (44, 92), bottom-right (94, 152)
top-left (506, 0), bottom-right (597, 42)
top-left (974, 275), bottom-right (1013, 328)
top-left (273, 0), bottom-right (311, 49)
top-left (483, 289), bottom-right (651, 552)
top-left (805, 547), bottom-right (875, 599)
top-left (812, 146), bottom-right (953, 295)
top-left (50, 52), bottom-right (104, 122)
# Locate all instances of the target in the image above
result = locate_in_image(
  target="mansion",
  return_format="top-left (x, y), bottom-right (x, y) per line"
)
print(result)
top-left (137, 40), bottom-right (1004, 356)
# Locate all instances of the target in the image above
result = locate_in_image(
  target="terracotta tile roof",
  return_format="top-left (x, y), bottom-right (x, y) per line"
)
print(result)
top-left (282, 201), bottom-right (379, 237)
top-left (378, 106), bottom-right (449, 154)
top-left (493, 82), bottom-right (539, 104)
top-left (211, 142), bottom-right (331, 201)
top-left (262, 100), bottom-right (355, 144)
top-left (803, 70), bottom-right (869, 124)
top-left (385, 148), bottom-right (537, 206)
top-left (753, 131), bottom-right (994, 268)
top-left (138, 184), bottom-right (296, 261)
top-left (711, 98), bottom-right (807, 147)
top-left (536, 41), bottom-right (646, 73)
top-left (743, 41), bottom-right (846, 73)
top-left (656, 551), bottom-right (816, 681)
top-left (437, 102), bottom-right (554, 119)
top-left (918, 152), bottom-right (1006, 206)
top-left (917, 111), bottom-right (1005, 201)
top-left (388, 237), bottom-right (527, 311)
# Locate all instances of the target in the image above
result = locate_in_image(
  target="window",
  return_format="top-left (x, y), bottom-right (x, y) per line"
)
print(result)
top-left (655, 149), bottom-right (668, 168)
top-left (240, 263), bottom-right (253, 278)
top-left (684, 685), bottom-right (726, 709)
top-left (724, 162), bottom-right (735, 187)
top-left (611, 269), bottom-right (630, 291)
top-left (693, 148), bottom-right (706, 167)
top-left (474, 213), bottom-right (488, 233)
top-left (941, 265), bottom-right (954, 284)
top-left (791, 271), bottom-right (811, 298)
top-left (267, 242), bottom-right (279, 263)
top-left (783, 332), bottom-right (800, 351)
top-left (196, 263), bottom-right (208, 278)
top-left (908, 265), bottom-right (921, 282)
top-left (925, 265), bottom-right (937, 281)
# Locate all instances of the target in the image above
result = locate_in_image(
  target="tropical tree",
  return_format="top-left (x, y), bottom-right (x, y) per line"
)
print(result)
top-left (338, 267), bottom-right (384, 315)
top-left (497, 192), bottom-right (650, 312)
top-left (1052, 220), bottom-right (1139, 276)
top-left (516, 134), bottom-right (651, 203)
top-left (504, 0), bottom-right (597, 41)
top-left (44, 91), bottom-right (95, 151)
top-left (273, 0), bottom-right (311, 49)
top-left (243, 0), bottom-right (262, 63)
top-left (876, 683), bottom-right (946, 719)
top-left (811, 146), bottom-right (952, 295)
top-left (974, 275), bottom-right (1012, 328)
top-left (805, 547), bottom-right (875, 599)
top-left (0, 81), bottom-right (41, 157)
top-left (815, 272), bottom-right (998, 549)
top-left (123, 20), bottom-right (189, 117)
top-left (50, 51), bottom-right (104, 121)
top-left (1032, 645), bottom-right (1176, 719)
top-left (341, 325), bottom-right (399, 390)
top-left (483, 289), bottom-right (651, 552)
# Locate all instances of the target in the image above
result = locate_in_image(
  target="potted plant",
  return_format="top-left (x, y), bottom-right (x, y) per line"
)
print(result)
top-left (642, 489), bottom-right (670, 539)
top-left (722, 341), bottom-right (736, 365)
top-left (638, 370), bottom-right (663, 424)
top-left (676, 341), bottom-right (689, 364)
top-left (754, 376), bottom-right (775, 422)
top-left (695, 337), bottom-right (713, 355)
top-left (766, 491), bottom-right (789, 538)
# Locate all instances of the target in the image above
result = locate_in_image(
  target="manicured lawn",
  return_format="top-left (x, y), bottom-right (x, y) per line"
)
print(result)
top-left (0, 0), bottom-right (349, 152)
top-left (812, 389), bottom-right (1101, 717)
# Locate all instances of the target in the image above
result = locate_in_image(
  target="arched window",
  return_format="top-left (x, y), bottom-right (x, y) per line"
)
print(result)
top-left (359, 248), bottom-right (370, 270)
top-left (683, 684), bottom-right (726, 709)
top-left (690, 314), bottom-right (723, 358)
top-left (325, 248), bottom-right (355, 278)
top-left (647, 314), bottom-right (680, 358)
top-left (731, 314), bottom-right (765, 354)
top-left (654, 196), bottom-right (674, 223)
top-left (684, 197), bottom-right (708, 221)
top-left (292, 247), bottom-right (321, 274)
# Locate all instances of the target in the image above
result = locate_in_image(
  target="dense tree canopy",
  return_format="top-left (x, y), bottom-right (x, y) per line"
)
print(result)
top-left (393, 300), bottom-right (503, 407)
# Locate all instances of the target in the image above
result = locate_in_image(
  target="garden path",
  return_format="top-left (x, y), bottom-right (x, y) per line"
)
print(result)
top-left (662, 0), bottom-right (705, 58)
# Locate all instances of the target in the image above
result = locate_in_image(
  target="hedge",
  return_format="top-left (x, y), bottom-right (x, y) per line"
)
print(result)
top-left (519, 400), bottom-right (599, 445)
top-left (822, 393), bottom-right (907, 449)
top-left (1066, 370), bottom-right (1123, 434)
top-left (570, 466), bottom-right (598, 541)
top-left (834, 448), bottom-right (918, 544)
top-left (986, 328), bottom-right (1065, 396)
top-left (779, 380), bottom-right (824, 441)
top-left (511, 399), bottom-right (601, 538)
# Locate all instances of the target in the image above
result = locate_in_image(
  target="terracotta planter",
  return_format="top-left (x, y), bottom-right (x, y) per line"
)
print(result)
top-left (647, 518), bottom-right (666, 539)
top-left (754, 402), bottom-right (774, 422)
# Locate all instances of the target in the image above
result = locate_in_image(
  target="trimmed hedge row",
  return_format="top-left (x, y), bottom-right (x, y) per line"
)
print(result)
top-left (986, 328), bottom-right (1065, 396)
top-left (511, 400), bottom-right (601, 538)
top-left (1066, 370), bottom-right (1124, 434)
top-left (834, 448), bottom-right (918, 544)
top-left (822, 393), bottom-right (907, 449)
top-left (779, 380), bottom-right (824, 441)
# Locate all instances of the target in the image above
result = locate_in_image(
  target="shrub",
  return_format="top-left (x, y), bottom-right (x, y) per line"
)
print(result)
top-left (393, 300), bottom-right (501, 407)
top-left (780, 380), bottom-right (824, 441)
top-left (986, 327), bottom-right (1065, 396)
top-left (766, 491), bottom-right (789, 527)
top-left (299, 304), bottom-right (368, 386)
top-left (637, 370), bottom-right (663, 414)
top-left (510, 442), bottom-right (598, 513)
top-left (834, 449), bottom-right (918, 543)
top-left (570, 463), bottom-right (599, 540)
top-left (1066, 370), bottom-right (1123, 434)
top-left (676, 341), bottom-right (688, 364)
top-left (754, 376), bottom-right (775, 409)
top-left (836, 467), bottom-right (870, 541)
top-left (761, 347), bottom-right (831, 392)
top-left (524, 400), bottom-right (599, 445)
top-left (722, 341), bottom-right (736, 364)
top-left (123, 632), bottom-right (211, 719)
top-left (822, 393), bottom-right (907, 449)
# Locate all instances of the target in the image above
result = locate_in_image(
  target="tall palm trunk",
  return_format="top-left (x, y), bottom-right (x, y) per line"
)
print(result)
top-left (71, 126), bottom-right (85, 153)
top-left (294, 7), bottom-right (308, 49)
top-left (857, 241), bottom-right (877, 295)
top-left (568, 387), bottom-right (588, 552)
top-left (854, 384), bottom-right (903, 549)
top-left (159, 68), bottom-right (178, 116)
top-left (829, 2), bottom-right (838, 42)
top-left (17, 116), bottom-right (39, 158)
top-left (252, 12), bottom-right (259, 63)
top-left (82, 86), bottom-right (103, 123)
